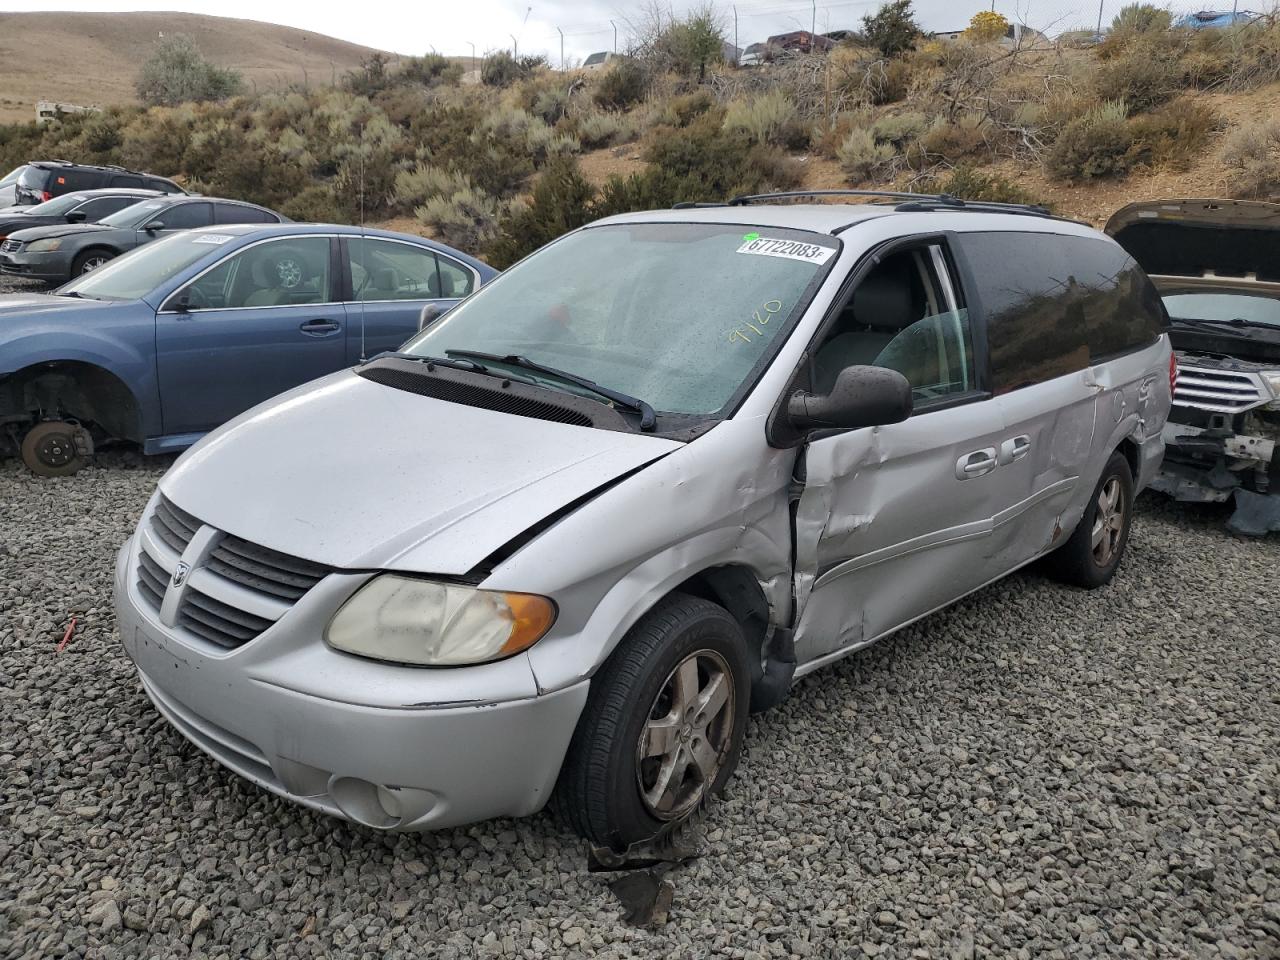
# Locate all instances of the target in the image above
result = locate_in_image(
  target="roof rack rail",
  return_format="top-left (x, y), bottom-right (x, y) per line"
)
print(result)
top-left (724, 189), bottom-right (1053, 218)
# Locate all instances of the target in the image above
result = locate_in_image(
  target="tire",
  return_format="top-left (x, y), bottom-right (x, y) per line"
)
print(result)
top-left (72, 249), bottom-right (114, 277)
top-left (1045, 451), bottom-right (1134, 588)
top-left (554, 593), bottom-right (751, 849)
top-left (20, 421), bottom-right (91, 477)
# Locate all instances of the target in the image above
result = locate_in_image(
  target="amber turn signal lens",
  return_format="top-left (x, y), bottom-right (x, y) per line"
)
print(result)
top-left (499, 593), bottom-right (558, 656)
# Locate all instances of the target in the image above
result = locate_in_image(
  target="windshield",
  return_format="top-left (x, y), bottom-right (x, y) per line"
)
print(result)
top-left (99, 199), bottom-right (167, 229)
top-left (403, 222), bottom-right (837, 416)
top-left (1163, 292), bottom-right (1280, 329)
top-left (58, 232), bottom-right (227, 301)
top-left (0, 165), bottom-right (26, 187)
top-left (24, 193), bottom-right (92, 217)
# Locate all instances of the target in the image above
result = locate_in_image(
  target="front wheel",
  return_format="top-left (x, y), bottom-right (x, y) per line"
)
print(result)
top-left (72, 249), bottom-right (114, 276)
top-left (1045, 451), bottom-right (1134, 588)
top-left (554, 593), bottom-right (751, 849)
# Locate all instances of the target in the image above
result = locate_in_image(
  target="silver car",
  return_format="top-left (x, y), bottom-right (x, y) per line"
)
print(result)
top-left (113, 193), bottom-right (1173, 847)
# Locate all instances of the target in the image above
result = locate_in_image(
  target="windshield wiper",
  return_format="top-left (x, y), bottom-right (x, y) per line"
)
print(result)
top-left (446, 350), bottom-right (657, 431)
top-left (369, 350), bottom-right (490, 373)
top-left (1171, 316), bottom-right (1277, 332)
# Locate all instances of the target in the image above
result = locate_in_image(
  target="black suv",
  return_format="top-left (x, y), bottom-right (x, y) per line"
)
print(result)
top-left (13, 161), bottom-right (185, 205)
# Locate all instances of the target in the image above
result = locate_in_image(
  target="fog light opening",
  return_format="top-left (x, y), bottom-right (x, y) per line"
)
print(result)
top-left (328, 776), bottom-right (403, 830)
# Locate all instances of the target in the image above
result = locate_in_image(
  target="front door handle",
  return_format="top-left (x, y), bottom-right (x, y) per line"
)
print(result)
top-left (956, 448), bottom-right (998, 480)
top-left (999, 435), bottom-right (1031, 465)
top-left (300, 319), bottom-right (340, 335)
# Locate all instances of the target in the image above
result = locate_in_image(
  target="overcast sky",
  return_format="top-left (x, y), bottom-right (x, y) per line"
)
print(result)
top-left (2, 1), bottom-right (1205, 64)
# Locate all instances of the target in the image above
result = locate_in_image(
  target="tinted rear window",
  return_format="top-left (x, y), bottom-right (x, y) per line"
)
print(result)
top-left (961, 232), bottom-right (1165, 393)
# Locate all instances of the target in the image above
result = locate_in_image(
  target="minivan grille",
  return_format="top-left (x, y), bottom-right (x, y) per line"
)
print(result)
top-left (359, 364), bottom-right (596, 427)
top-left (1173, 364), bottom-right (1269, 414)
top-left (135, 494), bottom-right (332, 650)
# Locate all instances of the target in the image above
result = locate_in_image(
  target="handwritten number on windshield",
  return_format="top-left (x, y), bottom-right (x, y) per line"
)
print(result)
top-left (728, 299), bottom-right (785, 344)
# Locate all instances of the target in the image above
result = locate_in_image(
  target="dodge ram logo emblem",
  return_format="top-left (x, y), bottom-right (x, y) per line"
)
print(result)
top-left (172, 561), bottom-right (190, 588)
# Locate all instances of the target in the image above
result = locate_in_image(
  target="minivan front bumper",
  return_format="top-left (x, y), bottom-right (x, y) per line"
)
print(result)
top-left (114, 536), bottom-right (589, 831)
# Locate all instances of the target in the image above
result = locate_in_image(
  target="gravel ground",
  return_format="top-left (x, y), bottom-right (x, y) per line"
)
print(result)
top-left (1, 449), bottom-right (1277, 960)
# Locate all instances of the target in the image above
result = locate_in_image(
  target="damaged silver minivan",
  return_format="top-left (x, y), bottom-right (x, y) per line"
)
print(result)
top-left (1107, 199), bottom-right (1280, 535)
top-left (114, 193), bottom-right (1172, 847)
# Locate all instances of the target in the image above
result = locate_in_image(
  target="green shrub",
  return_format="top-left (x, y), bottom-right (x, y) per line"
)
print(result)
top-left (651, 90), bottom-right (719, 128)
top-left (487, 156), bottom-right (597, 267)
top-left (573, 111), bottom-right (634, 149)
top-left (418, 186), bottom-right (507, 251)
top-left (593, 60), bottom-right (647, 110)
top-left (1110, 3), bottom-right (1173, 35)
top-left (1222, 119), bottom-right (1280, 199)
top-left (837, 128), bottom-right (895, 181)
top-left (862, 0), bottom-right (922, 57)
top-left (1044, 101), bottom-right (1134, 180)
top-left (722, 90), bottom-right (802, 147)
top-left (918, 114), bottom-right (988, 163)
top-left (919, 166), bottom-right (1042, 206)
top-left (643, 116), bottom-right (800, 198)
top-left (280, 184), bottom-right (346, 222)
top-left (399, 53), bottom-right (463, 87)
top-left (394, 163), bottom-right (471, 211)
top-left (136, 34), bottom-right (243, 106)
top-left (1127, 99), bottom-right (1219, 168)
top-left (481, 51), bottom-right (548, 87)
top-left (871, 111), bottom-right (926, 146)
top-left (1092, 40), bottom-right (1180, 112)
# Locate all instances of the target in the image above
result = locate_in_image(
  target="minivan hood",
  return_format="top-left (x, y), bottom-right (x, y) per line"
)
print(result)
top-left (1105, 199), bottom-right (1280, 282)
top-left (161, 371), bottom-right (684, 574)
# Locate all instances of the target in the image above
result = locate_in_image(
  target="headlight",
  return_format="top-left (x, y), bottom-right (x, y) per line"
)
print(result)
top-left (26, 238), bottom-right (62, 253)
top-left (324, 575), bottom-right (556, 666)
top-left (1261, 370), bottom-right (1280, 398)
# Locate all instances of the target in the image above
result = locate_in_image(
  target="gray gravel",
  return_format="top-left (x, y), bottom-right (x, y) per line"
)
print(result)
top-left (1, 420), bottom-right (1279, 952)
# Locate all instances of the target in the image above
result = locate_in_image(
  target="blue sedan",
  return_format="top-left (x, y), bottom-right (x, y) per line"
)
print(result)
top-left (0, 223), bottom-right (496, 475)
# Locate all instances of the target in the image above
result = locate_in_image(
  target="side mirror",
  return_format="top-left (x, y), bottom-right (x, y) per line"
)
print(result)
top-left (65, 210), bottom-right (87, 223)
top-left (144, 221), bottom-right (164, 233)
top-left (787, 365), bottom-right (913, 433)
top-left (419, 303), bottom-right (447, 330)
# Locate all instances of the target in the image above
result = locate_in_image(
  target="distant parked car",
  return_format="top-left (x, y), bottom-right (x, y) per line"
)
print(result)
top-left (0, 194), bottom-right (285, 283)
top-left (11, 160), bottom-right (184, 206)
top-left (0, 223), bottom-right (496, 475)
top-left (0, 165), bottom-right (28, 208)
top-left (0, 188), bottom-right (162, 243)
top-left (582, 51), bottom-right (618, 70)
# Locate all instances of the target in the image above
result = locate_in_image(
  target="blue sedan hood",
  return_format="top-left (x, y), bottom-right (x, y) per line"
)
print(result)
top-left (0, 292), bottom-right (118, 318)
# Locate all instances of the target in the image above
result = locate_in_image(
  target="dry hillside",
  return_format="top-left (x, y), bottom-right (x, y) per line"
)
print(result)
top-left (0, 11), bottom-right (392, 123)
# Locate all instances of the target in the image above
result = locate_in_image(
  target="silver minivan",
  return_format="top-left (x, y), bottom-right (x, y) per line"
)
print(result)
top-left (114, 194), bottom-right (1173, 848)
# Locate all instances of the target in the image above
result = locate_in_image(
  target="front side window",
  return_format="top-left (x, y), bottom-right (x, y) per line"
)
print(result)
top-left (402, 222), bottom-right (837, 417)
top-left (811, 244), bottom-right (975, 406)
top-left (349, 237), bottom-right (441, 302)
top-left (179, 237), bottom-right (332, 310)
top-left (148, 202), bottom-right (211, 231)
top-left (76, 196), bottom-right (134, 221)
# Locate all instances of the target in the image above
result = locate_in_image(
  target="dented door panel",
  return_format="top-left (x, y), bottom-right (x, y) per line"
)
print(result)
top-left (791, 397), bottom-right (1011, 664)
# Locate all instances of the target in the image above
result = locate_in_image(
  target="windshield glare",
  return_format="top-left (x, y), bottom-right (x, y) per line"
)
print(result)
top-left (1163, 292), bottom-right (1280, 329)
top-left (404, 223), bottom-right (836, 417)
top-left (25, 193), bottom-right (91, 216)
top-left (99, 200), bottom-right (167, 229)
top-left (59, 233), bottom-right (224, 301)
top-left (0, 166), bottom-right (27, 187)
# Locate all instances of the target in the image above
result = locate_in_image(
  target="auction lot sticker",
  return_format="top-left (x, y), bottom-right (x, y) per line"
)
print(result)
top-left (736, 233), bottom-right (835, 265)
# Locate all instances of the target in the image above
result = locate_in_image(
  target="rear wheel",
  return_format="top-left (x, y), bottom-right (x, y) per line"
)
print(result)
top-left (72, 249), bottom-right (113, 276)
top-left (554, 593), bottom-right (750, 849)
top-left (20, 420), bottom-right (92, 477)
top-left (1046, 451), bottom-right (1134, 588)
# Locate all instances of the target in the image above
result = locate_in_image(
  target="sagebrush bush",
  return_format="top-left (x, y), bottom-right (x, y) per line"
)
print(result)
top-left (418, 186), bottom-right (507, 251)
top-left (649, 90), bottom-right (719, 128)
top-left (837, 128), bottom-right (895, 181)
top-left (394, 163), bottom-right (471, 211)
top-left (1092, 39), bottom-right (1181, 112)
top-left (918, 114), bottom-right (988, 163)
top-left (1045, 101), bottom-right (1134, 180)
top-left (574, 111), bottom-right (634, 149)
top-left (871, 111), bottom-right (926, 146)
top-left (593, 60), bottom-right (647, 110)
top-left (919, 166), bottom-right (1041, 206)
top-left (487, 156), bottom-right (597, 267)
top-left (1222, 119), bottom-right (1280, 199)
top-left (280, 184), bottom-right (347, 222)
top-left (722, 90), bottom-right (802, 147)
top-left (1127, 99), bottom-right (1219, 168)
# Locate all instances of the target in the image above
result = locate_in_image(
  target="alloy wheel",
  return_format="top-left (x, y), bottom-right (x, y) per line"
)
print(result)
top-left (635, 649), bottom-right (736, 821)
top-left (81, 256), bottom-right (107, 274)
top-left (1091, 476), bottom-right (1125, 566)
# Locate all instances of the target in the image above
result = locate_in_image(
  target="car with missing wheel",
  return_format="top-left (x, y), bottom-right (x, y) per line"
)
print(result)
top-left (0, 223), bottom-right (494, 475)
top-left (0, 193), bottom-right (285, 284)
top-left (112, 192), bottom-right (1172, 848)
top-left (1107, 199), bottom-right (1280, 535)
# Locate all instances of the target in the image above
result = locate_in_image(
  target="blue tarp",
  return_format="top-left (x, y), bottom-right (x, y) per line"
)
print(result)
top-left (1174, 11), bottom-right (1257, 29)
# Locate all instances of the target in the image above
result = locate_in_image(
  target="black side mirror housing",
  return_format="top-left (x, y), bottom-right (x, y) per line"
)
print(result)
top-left (787, 365), bottom-right (913, 433)
top-left (65, 210), bottom-right (87, 223)
top-left (419, 303), bottom-right (447, 330)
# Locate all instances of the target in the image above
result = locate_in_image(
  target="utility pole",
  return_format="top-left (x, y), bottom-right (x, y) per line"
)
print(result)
top-left (511, 33), bottom-right (518, 58)
top-left (811, 0), bottom-right (816, 39)
top-left (1096, 0), bottom-right (1105, 37)
top-left (558, 27), bottom-right (564, 69)
top-left (468, 41), bottom-right (475, 68)
top-left (733, 5), bottom-right (738, 65)
top-left (610, 19), bottom-right (617, 53)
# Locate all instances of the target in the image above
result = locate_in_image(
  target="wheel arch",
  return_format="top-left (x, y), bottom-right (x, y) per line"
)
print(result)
top-left (1, 360), bottom-right (144, 442)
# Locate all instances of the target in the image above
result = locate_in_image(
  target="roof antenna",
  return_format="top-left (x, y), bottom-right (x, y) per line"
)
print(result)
top-left (358, 121), bottom-right (367, 363)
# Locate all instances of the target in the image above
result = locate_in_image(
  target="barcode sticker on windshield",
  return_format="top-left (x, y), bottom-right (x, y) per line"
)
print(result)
top-left (191, 234), bottom-right (233, 245)
top-left (736, 235), bottom-right (835, 265)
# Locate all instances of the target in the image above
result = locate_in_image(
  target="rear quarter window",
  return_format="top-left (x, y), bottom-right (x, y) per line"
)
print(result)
top-left (960, 231), bottom-right (1165, 393)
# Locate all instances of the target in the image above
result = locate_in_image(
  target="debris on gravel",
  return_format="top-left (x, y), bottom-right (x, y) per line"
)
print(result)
top-left (1, 449), bottom-right (1277, 959)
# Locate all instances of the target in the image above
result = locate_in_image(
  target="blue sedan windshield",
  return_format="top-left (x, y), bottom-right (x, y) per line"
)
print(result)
top-left (59, 233), bottom-right (228, 301)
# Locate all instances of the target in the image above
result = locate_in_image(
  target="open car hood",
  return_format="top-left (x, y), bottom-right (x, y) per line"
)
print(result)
top-left (161, 370), bottom-right (683, 574)
top-left (1105, 199), bottom-right (1280, 282)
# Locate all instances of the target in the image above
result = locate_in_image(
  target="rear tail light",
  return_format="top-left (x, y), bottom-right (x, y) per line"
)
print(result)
top-left (1169, 352), bottom-right (1178, 395)
top-left (41, 191), bottom-right (52, 202)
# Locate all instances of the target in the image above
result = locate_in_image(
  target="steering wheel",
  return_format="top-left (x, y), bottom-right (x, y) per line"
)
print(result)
top-left (183, 285), bottom-right (212, 310)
